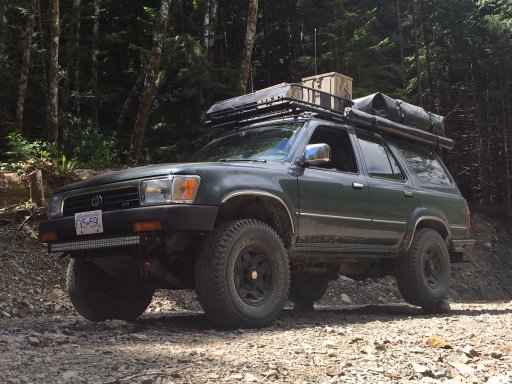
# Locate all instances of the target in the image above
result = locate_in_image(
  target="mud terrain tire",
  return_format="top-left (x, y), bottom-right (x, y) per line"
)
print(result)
top-left (195, 219), bottom-right (290, 329)
top-left (396, 228), bottom-right (450, 309)
top-left (67, 258), bottom-right (154, 321)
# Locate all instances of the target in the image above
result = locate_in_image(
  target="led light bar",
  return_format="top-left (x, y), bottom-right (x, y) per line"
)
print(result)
top-left (49, 235), bottom-right (141, 253)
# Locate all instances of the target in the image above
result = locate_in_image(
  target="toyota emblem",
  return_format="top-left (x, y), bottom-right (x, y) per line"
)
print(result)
top-left (91, 194), bottom-right (103, 208)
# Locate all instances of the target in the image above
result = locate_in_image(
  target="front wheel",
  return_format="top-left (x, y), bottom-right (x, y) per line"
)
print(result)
top-left (288, 274), bottom-right (329, 303)
top-left (195, 219), bottom-right (290, 329)
top-left (395, 228), bottom-right (450, 310)
top-left (67, 257), bottom-right (154, 322)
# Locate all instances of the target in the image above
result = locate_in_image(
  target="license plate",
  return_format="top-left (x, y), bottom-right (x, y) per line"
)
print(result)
top-left (75, 210), bottom-right (104, 235)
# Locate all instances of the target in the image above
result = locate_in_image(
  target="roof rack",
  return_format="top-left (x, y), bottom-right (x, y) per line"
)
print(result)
top-left (206, 83), bottom-right (352, 129)
top-left (206, 83), bottom-right (454, 150)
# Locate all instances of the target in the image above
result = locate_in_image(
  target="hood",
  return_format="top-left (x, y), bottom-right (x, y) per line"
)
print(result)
top-left (54, 161), bottom-right (291, 193)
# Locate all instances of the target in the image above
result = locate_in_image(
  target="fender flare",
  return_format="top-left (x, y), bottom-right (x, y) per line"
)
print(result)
top-left (220, 190), bottom-right (296, 235)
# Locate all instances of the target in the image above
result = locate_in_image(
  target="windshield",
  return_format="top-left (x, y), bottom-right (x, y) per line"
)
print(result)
top-left (191, 123), bottom-right (303, 162)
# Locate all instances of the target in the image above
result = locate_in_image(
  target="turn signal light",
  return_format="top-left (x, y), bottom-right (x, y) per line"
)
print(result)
top-left (40, 231), bottom-right (58, 242)
top-left (173, 177), bottom-right (199, 201)
top-left (133, 220), bottom-right (162, 232)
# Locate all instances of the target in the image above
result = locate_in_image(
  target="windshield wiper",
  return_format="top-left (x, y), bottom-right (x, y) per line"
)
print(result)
top-left (219, 158), bottom-right (267, 163)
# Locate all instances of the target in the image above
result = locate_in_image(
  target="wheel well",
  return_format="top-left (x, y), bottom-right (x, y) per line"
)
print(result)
top-left (415, 219), bottom-right (449, 239)
top-left (217, 195), bottom-right (294, 248)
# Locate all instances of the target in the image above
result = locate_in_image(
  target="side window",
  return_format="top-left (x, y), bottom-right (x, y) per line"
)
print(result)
top-left (357, 135), bottom-right (404, 180)
top-left (396, 143), bottom-right (452, 186)
top-left (307, 126), bottom-right (358, 173)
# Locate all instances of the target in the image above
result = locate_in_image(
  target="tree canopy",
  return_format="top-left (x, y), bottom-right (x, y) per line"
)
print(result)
top-left (0, 0), bottom-right (511, 207)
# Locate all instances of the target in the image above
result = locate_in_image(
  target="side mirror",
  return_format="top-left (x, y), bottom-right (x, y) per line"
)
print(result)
top-left (302, 143), bottom-right (331, 166)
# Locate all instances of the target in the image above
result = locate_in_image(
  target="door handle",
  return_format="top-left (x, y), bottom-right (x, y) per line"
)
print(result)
top-left (404, 191), bottom-right (414, 198)
top-left (352, 182), bottom-right (364, 190)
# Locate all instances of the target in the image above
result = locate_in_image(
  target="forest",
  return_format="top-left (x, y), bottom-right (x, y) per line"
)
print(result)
top-left (0, 0), bottom-right (511, 209)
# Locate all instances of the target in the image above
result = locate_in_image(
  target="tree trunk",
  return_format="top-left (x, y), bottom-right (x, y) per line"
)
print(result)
top-left (48, 0), bottom-right (60, 144)
top-left (499, 70), bottom-right (511, 209)
top-left (90, 0), bottom-right (100, 132)
top-left (72, 0), bottom-right (81, 113)
top-left (62, 0), bottom-right (81, 113)
top-left (14, 0), bottom-right (37, 133)
top-left (418, 0), bottom-right (434, 111)
top-left (0, 0), bottom-right (6, 63)
top-left (36, 0), bottom-right (49, 115)
top-left (239, 0), bottom-right (259, 93)
top-left (288, 0), bottom-right (299, 81)
top-left (118, 63), bottom-right (149, 131)
top-left (203, 0), bottom-right (217, 64)
top-left (395, 0), bottom-right (405, 88)
top-left (29, 170), bottom-right (45, 207)
top-left (128, 0), bottom-right (171, 164)
top-left (412, 0), bottom-right (423, 107)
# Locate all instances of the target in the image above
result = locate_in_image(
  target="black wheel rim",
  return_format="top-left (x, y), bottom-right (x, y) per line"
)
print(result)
top-left (234, 246), bottom-right (273, 305)
top-left (423, 246), bottom-right (442, 288)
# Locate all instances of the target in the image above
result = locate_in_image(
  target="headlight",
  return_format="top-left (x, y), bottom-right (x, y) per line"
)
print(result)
top-left (141, 176), bottom-right (200, 205)
top-left (47, 194), bottom-right (64, 218)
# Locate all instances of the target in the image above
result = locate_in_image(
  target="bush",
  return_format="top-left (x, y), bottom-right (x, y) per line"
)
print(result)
top-left (61, 116), bottom-right (118, 167)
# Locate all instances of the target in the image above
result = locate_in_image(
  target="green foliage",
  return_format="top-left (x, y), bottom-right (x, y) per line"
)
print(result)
top-left (0, 132), bottom-right (80, 180)
top-left (4, 132), bottom-right (52, 163)
top-left (57, 154), bottom-right (80, 179)
top-left (61, 117), bottom-right (118, 167)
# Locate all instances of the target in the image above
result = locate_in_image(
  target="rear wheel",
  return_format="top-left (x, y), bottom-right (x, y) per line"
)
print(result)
top-left (67, 257), bottom-right (154, 321)
top-left (195, 219), bottom-right (290, 329)
top-left (395, 228), bottom-right (450, 310)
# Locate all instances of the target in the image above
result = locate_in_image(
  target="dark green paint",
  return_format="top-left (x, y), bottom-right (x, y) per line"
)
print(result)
top-left (43, 117), bottom-right (471, 257)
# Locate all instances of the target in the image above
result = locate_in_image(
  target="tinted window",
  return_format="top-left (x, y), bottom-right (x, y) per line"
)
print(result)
top-left (307, 127), bottom-right (358, 173)
top-left (396, 144), bottom-right (452, 185)
top-left (358, 136), bottom-right (404, 180)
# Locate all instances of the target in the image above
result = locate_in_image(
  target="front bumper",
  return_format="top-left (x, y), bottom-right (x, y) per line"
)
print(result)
top-left (39, 204), bottom-right (219, 252)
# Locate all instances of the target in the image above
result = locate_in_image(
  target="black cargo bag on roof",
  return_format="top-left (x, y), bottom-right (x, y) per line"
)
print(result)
top-left (352, 92), bottom-right (445, 137)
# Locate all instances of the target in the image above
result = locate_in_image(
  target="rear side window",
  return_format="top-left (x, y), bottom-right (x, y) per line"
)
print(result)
top-left (357, 135), bottom-right (404, 180)
top-left (395, 144), bottom-right (452, 186)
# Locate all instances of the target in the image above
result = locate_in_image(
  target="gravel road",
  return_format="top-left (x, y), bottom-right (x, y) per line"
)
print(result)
top-left (1, 293), bottom-right (511, 384)
top-left (1, 204), bottom-right (511, 383)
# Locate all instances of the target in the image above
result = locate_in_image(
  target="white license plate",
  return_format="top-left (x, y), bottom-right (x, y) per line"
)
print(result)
top-left (75, 210), bottom-right (104, 235)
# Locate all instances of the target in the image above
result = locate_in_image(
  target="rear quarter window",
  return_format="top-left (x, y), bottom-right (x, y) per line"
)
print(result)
top-left (395, 143), bottom-right (452, 186)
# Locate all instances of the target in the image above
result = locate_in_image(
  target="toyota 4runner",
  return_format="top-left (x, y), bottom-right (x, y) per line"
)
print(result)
top-left (39, 82), bottom-right (474, 328)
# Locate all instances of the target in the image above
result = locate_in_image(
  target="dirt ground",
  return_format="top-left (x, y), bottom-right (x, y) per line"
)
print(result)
top-left (0, 172), bottom-right (511, 383)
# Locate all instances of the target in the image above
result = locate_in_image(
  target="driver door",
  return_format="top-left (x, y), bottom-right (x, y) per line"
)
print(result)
top-left (297, 125), bottom-right (372, 246)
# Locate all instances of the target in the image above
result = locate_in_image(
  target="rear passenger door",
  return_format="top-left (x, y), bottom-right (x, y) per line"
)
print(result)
top-left (356, 134), bottom-right (418, 248)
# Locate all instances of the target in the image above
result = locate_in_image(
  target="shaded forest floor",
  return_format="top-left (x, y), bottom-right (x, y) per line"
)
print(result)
top-left (0, 172), bottom-right (511, 383)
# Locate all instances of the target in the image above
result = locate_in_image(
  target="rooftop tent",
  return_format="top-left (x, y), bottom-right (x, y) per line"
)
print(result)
top-left (352, 92), bottom-right (445, 137)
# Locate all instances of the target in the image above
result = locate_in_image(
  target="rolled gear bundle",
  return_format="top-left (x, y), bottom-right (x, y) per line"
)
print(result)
top-left (352, 92), bottom-right (445, 137)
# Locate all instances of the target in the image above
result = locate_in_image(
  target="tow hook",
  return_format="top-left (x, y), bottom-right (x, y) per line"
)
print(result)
top-left (140, 260), bottom-right (150, 279)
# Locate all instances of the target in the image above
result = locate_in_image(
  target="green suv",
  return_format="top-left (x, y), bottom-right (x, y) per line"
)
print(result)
top-left (39, 85), bottom-right (473, 328)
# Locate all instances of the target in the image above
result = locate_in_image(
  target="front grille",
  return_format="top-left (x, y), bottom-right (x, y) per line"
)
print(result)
top-left (63, 186), bottom-right (140, 216)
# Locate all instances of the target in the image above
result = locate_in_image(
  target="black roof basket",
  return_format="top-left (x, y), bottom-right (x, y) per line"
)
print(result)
top-left (206, 83), bottom-right (353, 129)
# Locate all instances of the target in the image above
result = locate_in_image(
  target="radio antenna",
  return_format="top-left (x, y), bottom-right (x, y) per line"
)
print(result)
top-left (314, 28), bottom-right (318, 75)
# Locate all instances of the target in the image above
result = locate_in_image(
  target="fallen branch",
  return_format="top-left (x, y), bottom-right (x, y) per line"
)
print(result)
top-left (0, 205), bottom-right (38, 258)
top-left (102, 365), bottom-right (191, 384)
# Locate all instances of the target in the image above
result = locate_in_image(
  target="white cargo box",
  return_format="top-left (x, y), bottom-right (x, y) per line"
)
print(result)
top-left (302, 72), bottom-right (353, 107)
